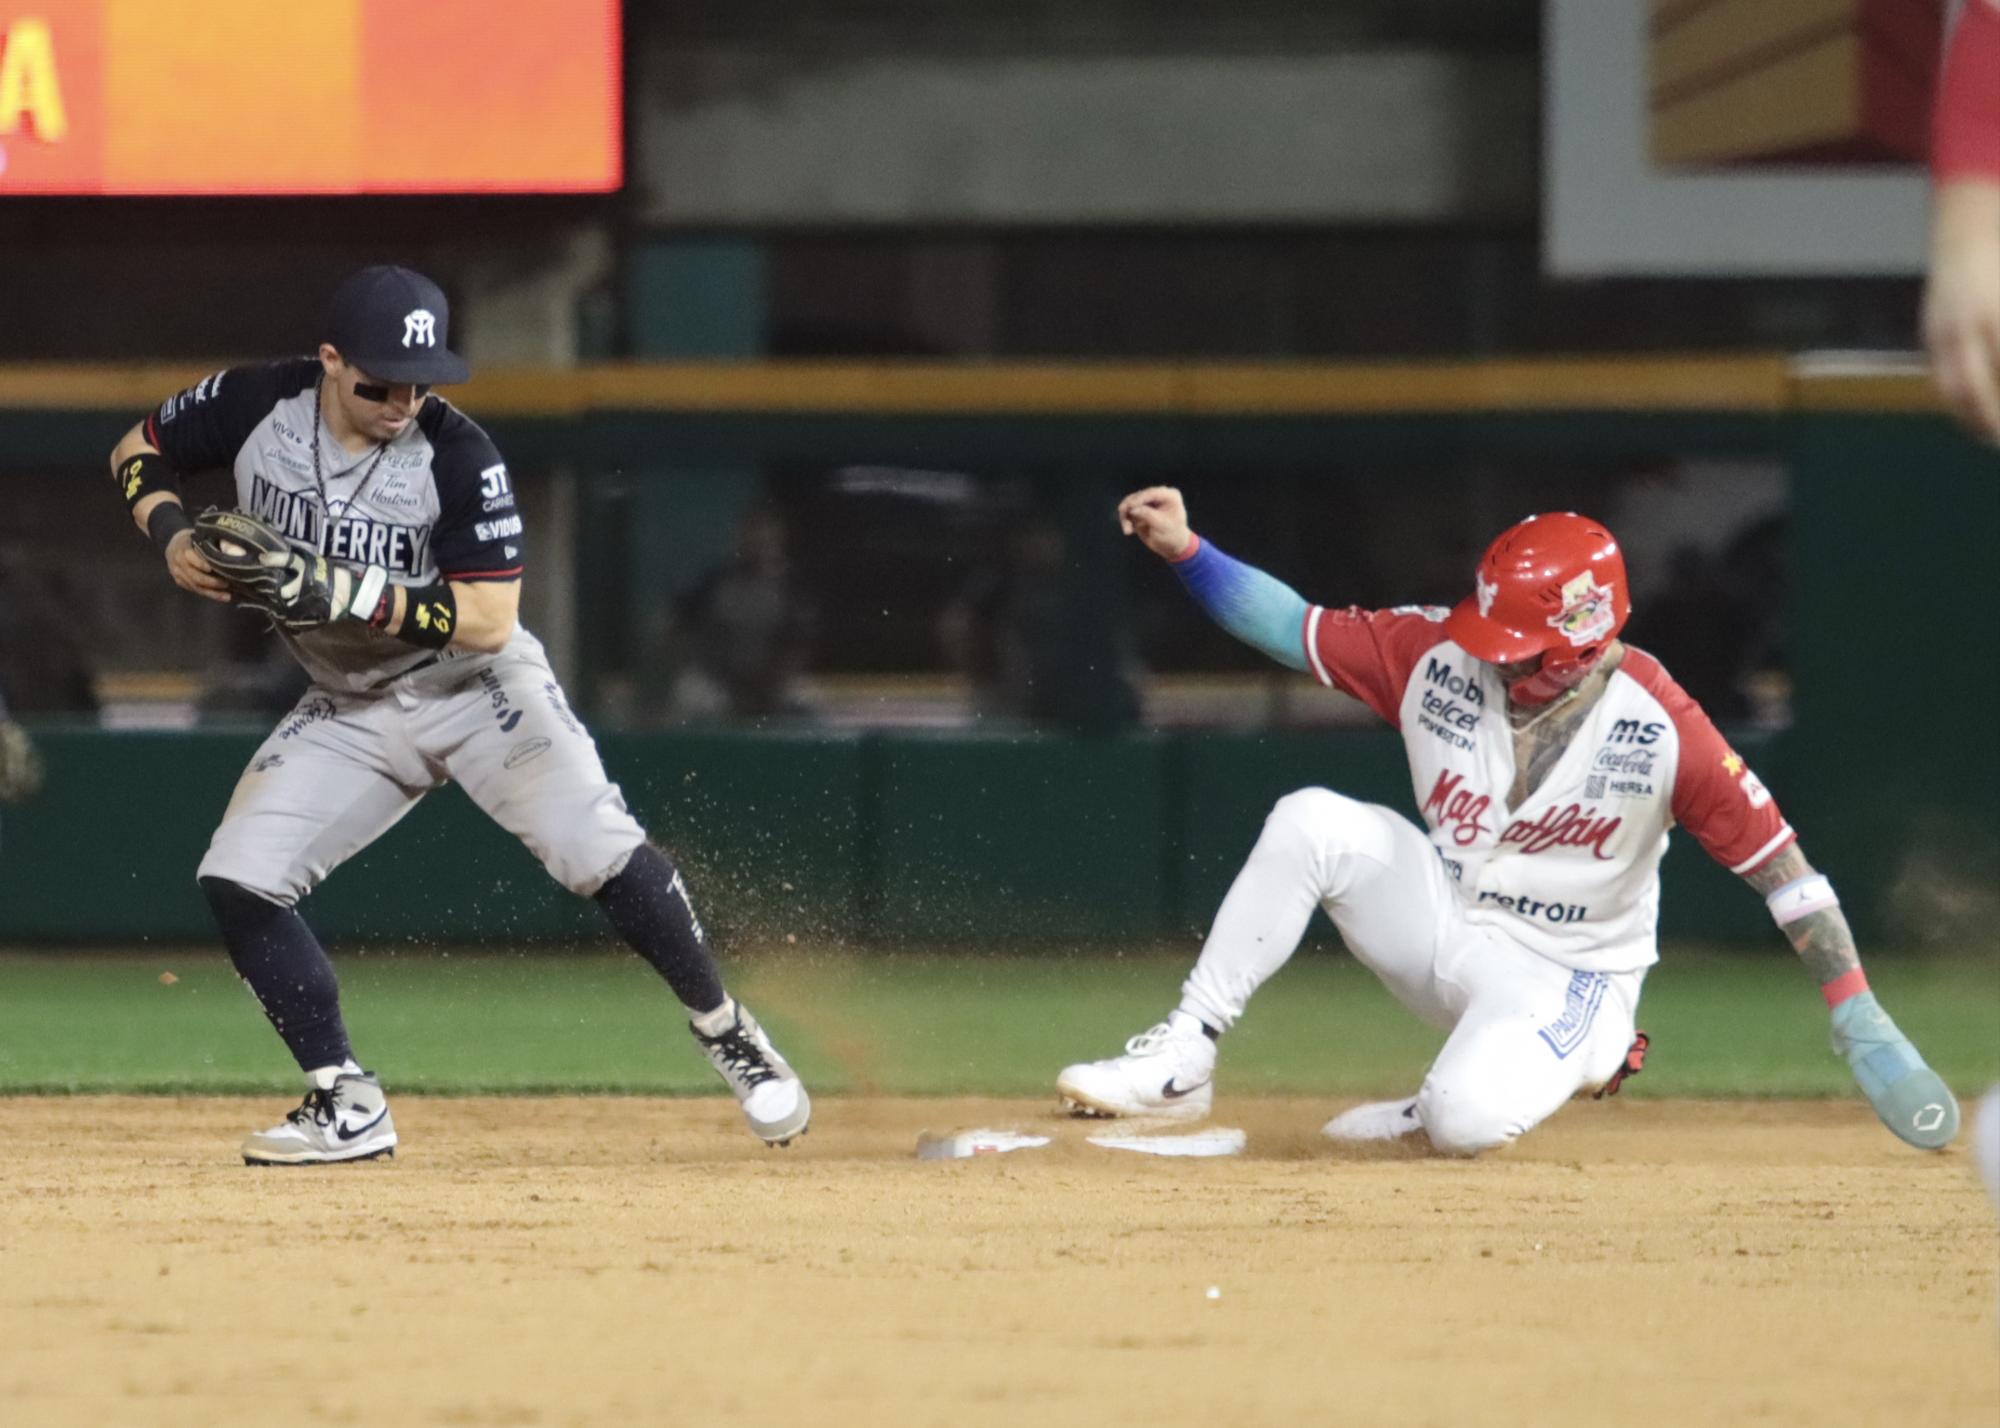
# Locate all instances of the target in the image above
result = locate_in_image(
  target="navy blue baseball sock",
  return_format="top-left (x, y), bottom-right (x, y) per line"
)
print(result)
top-left (200, 876), bottom-right (355, 1073)
top-left (594, 844), bottom-right (728, 1015)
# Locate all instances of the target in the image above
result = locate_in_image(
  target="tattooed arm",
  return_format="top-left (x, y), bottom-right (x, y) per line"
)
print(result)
top-left (1742, 842), bottom-right (1957, 1150)
top-left (1740, 842), bottom-right (1859, 988)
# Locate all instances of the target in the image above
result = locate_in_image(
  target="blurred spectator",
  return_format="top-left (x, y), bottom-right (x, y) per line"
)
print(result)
top-left (940, 517), bottom-right (1069, 723)
top-left (0, 669), bottom-right (45, 862)
top-left (940, 513), bottom-right (1139, 728)
top-left (1624, 514), bottom-right (1785, 725)
top-left (0, 678), bottom-right (44, 813)
top-left (0, 559), bottom-right (99, 717)
top-left (1715, 513), bottom-right (1787, 680)
top-left (660, 507), bottom-right (817, 724)
top-left (1629, 546), bottom-right (1753, 723)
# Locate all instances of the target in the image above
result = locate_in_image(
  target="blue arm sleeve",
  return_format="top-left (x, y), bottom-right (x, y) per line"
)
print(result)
top-left (1170, 536), bottom-right (1311, 673)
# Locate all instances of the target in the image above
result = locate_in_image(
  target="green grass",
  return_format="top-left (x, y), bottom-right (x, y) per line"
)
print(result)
top-left (0, 945), bottom-right (1994, 1097)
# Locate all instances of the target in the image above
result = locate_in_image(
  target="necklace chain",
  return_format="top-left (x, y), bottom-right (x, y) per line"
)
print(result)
top-left (310, 377), bottom-right (392, 554)
top-left (1507, 685), bottom-right (1582, 735)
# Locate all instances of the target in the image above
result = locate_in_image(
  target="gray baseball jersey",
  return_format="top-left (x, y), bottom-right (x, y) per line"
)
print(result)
top-left (148, 359), bottom-right (524, 694)
top-left (147, 361), bottom-right (644, 901)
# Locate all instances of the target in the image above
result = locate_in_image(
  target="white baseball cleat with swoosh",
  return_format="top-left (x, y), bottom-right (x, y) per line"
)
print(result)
top-left (242, 1069), bottom-right (398, 1166)
top-left (1058, 1014), bottom-right (1216, 1122)
top-left (692, 1000), bottom-right (812, 1147)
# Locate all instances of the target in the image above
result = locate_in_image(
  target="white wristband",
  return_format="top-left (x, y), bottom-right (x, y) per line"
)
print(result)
top-left (1766, 874), bottom-right (1839, 927)
top-left (342, 564), bottom-right (389, 621)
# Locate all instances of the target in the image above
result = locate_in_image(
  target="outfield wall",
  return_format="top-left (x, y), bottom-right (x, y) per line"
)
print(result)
top-left (1, 358), bottom-right (1992, 947)
top-left (0, 725), bottom-right (1790, 947)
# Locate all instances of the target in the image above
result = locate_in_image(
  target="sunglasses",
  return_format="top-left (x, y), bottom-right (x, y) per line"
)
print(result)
top-left (352, 378), bottom-right (432, 403)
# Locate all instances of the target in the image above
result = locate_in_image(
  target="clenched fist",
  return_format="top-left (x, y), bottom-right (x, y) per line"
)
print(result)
top-left (1117, 486), bottom-right (1194, 561)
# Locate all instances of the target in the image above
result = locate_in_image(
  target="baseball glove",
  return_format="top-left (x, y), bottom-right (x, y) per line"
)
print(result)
top-left (0, 720), bottom-right (43, 804)
top-left (188, 508), bottom-right (387, 631)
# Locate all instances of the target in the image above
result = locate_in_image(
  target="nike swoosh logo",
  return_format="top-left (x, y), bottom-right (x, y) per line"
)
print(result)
top-left (1161, 1078), bottom-right (1208, 1100)
top-left (335, 1109), bottom-right (388, 1142)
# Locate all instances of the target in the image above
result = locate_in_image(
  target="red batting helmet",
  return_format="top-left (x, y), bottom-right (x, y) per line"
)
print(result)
top-left (1443, 513), bottom-right (1630, 706)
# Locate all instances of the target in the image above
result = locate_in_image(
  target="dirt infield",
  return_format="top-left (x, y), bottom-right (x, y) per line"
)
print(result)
top-left (2, 1096), bottom-right (1994, 1428)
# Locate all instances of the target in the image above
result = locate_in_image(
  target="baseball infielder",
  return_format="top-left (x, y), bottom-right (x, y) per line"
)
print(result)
top-left (1058, 489), bottom-right (1959, 1155)
top-left (109, 266), bottom-right (809, 1164)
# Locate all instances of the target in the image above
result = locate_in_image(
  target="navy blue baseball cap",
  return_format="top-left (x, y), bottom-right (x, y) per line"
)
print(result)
top-left (324, 265), bottom-right (471, 385)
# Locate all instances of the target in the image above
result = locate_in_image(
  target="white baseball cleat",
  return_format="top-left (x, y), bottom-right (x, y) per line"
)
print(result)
top-left (1057, 1014), bottom-right (1216, 1122)
top-left (693, 999), bottom-right (811, 1146)
top-left (242, 1069), bottom-right (398, 1166)
top-left (1973, 1084), bottom-right (2000, 1213)
top-left (1321, 1096), bottom-right (1422, 1143)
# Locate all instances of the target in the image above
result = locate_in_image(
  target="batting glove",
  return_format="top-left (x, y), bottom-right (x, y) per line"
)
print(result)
top-left (1830, 990), bottom-right (1959, 1150)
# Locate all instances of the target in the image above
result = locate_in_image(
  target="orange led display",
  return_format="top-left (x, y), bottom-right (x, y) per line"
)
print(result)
top-left (0, 0), bottom-right (621, 194)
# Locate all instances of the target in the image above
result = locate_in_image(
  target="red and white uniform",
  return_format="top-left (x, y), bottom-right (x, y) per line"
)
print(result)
top-left (1175, 604), bottom-right (1793, 1154)
top-left (1304, 604), bottom-right (1794, 972)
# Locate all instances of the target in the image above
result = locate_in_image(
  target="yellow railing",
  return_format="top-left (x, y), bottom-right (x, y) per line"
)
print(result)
top-left (0, 355), bottom-right (1942, 416)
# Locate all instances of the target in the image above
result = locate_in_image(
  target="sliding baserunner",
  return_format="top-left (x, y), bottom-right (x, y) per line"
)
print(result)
top-left (1057, 488), bottom-right (1957, 1155)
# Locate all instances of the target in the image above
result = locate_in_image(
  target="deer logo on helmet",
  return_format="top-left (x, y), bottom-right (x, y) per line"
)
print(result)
top-left (1549, 571), bottom-right (1616, 647)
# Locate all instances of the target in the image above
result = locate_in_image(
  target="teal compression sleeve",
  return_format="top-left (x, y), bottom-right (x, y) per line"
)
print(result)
top-left (1169, 535), bottom-right (1311, 673)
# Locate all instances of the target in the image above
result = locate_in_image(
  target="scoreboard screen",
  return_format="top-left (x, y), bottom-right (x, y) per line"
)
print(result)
top-left (0, 0), bottom-right (621, 195)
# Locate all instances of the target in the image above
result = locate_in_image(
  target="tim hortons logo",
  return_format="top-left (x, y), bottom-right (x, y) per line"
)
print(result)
top-left (1422, 770), bottom-right (1493, 847)
top-left (1498, 803), bottom-right (1623, 860)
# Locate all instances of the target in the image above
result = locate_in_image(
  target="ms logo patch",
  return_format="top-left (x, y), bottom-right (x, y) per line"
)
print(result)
top-left (402, 309), bottom-right (437, 348)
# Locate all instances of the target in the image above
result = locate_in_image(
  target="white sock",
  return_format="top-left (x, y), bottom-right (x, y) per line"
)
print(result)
top-left (306, 1058), bottom-right (363, 1091)
top-left (690, 997), bottom-right (738, 1037)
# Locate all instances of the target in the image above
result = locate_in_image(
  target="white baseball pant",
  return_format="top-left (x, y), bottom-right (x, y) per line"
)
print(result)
top-left (1179, 788), bottom-right (1644, 1154)
top-left (199, 630), bottom-right (645, 906)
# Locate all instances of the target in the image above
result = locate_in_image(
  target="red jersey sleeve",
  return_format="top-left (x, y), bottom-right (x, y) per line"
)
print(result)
top-left (1621, 649), bottom-right (1796, 875)
top-left (1936, 0), bottom-right (2000, 181)
top-left (1304, 605), bottom-right (1453, 725)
